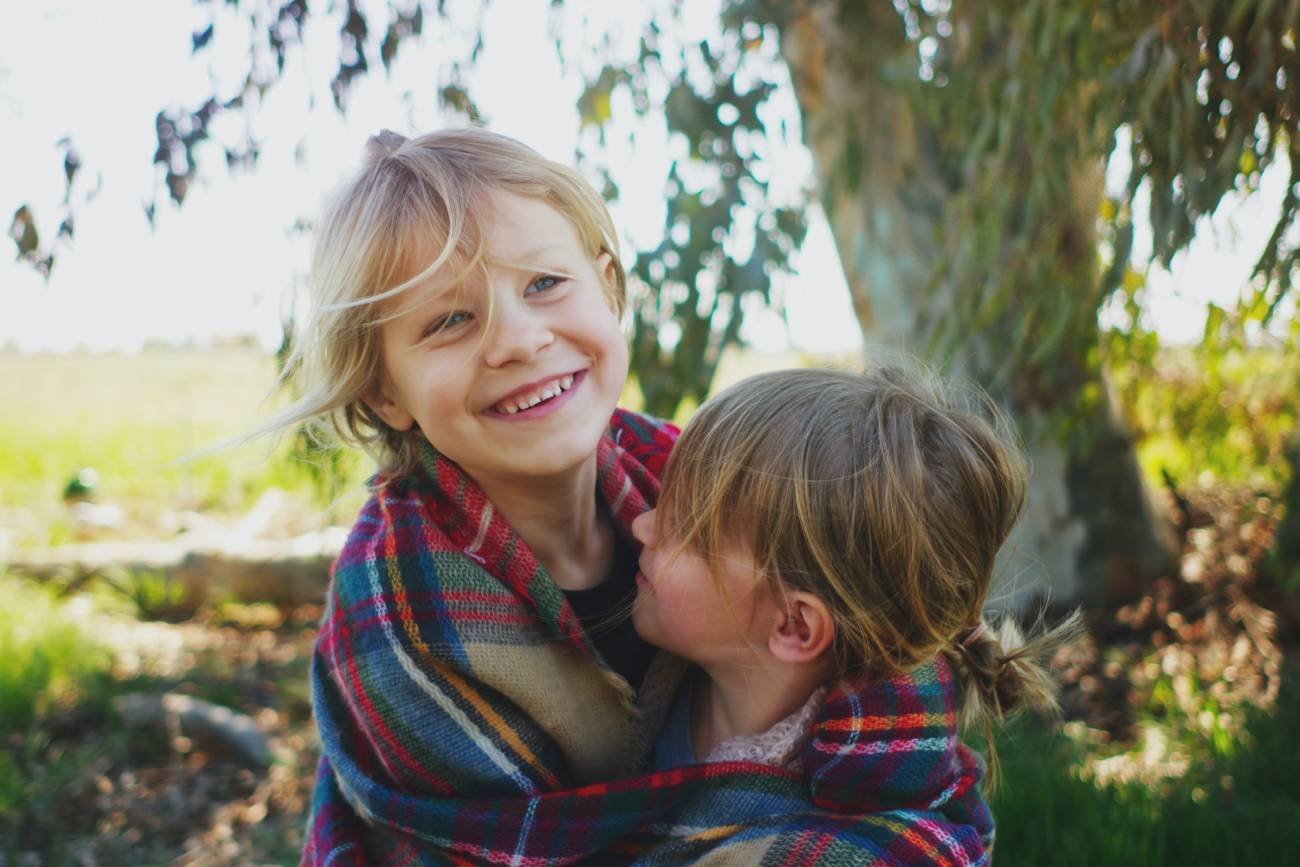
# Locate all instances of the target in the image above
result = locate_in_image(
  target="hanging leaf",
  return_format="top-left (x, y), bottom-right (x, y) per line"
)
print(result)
top-left (9, 205), bottom-right (39, 258)
top-left (191, 24), bottom-right (214, 53)
top-left (63, 147), bottom-right (81, 187)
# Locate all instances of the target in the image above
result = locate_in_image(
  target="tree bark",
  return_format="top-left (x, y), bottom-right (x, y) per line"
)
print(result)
top-left (777, 3), bottom-right (1175, 607)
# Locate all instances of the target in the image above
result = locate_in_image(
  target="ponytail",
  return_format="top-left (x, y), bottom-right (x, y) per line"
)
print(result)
top-left (944, 609), bottom-right (1085, 788)
top-left (364, 129), bottom-right (409, 165)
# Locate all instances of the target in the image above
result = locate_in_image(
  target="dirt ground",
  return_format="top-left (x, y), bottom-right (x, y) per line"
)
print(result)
top-left (4, 485), bottom-right (1295, 866)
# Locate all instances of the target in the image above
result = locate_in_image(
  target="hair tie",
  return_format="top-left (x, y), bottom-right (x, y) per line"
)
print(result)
top-left (962, 621), bottom-right (989, 647)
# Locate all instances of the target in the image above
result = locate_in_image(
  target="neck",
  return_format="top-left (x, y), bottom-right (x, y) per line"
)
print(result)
top-left (472, 454), bottom-right (614, 591)
top-left (691, 660), bottom-right (829, 760)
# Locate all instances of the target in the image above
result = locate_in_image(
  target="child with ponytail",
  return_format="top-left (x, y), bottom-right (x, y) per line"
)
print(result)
top-left (632, 363), bottom-right (1081, 851)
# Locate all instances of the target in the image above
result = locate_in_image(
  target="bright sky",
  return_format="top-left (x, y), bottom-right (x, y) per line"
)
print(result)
top-left (0, 0), bottom-right (1289, 354)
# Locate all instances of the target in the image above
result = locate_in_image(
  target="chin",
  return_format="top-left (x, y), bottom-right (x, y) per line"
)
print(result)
top-left (631, 613), bottom-right (669, 655)
top-left (541, 422), bottom-right (613, 471)
top-left (630, 606), bottom-right (652, 640)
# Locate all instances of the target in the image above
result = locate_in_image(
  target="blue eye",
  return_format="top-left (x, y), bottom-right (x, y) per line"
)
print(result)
top-left (425, 310), bottom-right (472, 337)
top-left (526, 274), bottom-right (564, 295)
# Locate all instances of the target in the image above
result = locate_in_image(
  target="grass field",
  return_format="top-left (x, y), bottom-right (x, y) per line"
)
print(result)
top-left (0, 348), bottom-right (372, 546)
top-left (989, 669), bottom-right (1300, 866)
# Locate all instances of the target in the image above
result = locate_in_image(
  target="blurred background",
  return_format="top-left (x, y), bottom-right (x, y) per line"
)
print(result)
top-left (2, 1), bottom-right (1298, 863)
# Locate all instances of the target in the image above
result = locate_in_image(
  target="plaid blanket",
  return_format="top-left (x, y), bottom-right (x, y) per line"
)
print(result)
top-left (302, 409), bottom-right (993, 865)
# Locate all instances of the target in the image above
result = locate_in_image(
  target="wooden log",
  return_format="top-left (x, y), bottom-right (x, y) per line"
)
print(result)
top-left (113, 692), bottom-right (293, 767)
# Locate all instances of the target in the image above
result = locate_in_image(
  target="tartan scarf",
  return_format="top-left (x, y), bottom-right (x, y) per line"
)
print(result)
top-left (302, 409), bottom-right (993, 865)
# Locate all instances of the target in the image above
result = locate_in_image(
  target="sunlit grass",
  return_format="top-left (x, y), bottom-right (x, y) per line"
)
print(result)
top-left (0, 574), bottom-right (114, 737)
top-left (0, 348), bottom-right (370, 544)
top-left (988, 667), bottom-right (1300, 865)
top-left (1111, 345), bottom-right (1298, 491)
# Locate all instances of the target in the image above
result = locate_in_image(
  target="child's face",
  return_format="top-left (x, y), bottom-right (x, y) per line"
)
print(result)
top-left (365, 192), bottom-right (629, 485)
top-left (630, 506), bottom-right (777, 667)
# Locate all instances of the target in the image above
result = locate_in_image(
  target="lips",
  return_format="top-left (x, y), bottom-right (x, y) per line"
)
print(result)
top-left (488, 371), bottom-right (581, 415)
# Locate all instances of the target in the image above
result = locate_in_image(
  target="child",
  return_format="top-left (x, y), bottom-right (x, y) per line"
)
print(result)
top-left (282, 127), bottom-right (688, 864)
top-left (632, 365), bottom-right (1079, 842)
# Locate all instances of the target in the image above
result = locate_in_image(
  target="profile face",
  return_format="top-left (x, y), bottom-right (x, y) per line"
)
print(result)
top-left (630, 506), bottom-right (774, 666)
top-left (366, 192), bottom-right (630, 486)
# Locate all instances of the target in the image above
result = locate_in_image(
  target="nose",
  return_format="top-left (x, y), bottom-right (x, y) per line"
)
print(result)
top-left (482, 292), bottom-right (553, 367)
top-left (631, 508), bottom-right (655, 546)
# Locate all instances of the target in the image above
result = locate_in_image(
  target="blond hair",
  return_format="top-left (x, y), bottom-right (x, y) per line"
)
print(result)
top-left (658, 363), bottom-right (1081, 783)
top-left (268, 127), bottom-right (628, 476)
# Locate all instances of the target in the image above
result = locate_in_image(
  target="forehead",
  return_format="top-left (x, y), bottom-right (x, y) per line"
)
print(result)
top-left (392, 192), bottom-right (587, 299)
top-left (481, 192), bottom-right (588, 263)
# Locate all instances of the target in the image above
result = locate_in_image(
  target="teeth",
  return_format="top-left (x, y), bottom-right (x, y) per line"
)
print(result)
top-left (493, 374), bottom-right (578, 415)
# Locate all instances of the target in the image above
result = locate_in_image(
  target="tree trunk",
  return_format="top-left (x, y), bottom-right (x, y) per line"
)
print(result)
top-left (778, 4), bottom-right (1175, 607)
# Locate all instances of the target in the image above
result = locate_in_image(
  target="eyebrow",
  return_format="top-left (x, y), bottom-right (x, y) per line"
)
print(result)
top-left (388, 243), bottom-right (578, 328)
top-left (491, 243), bottom-right (570, 269)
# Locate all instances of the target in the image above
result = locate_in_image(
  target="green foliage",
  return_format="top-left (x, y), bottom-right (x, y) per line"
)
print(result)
top-left (0, 575), bottom-right (114, 735)
top-left (1108, 342), bottom-right (1299, 490)
top-left (100, 569), bottom-right (203, 623)
top-left (1119, 1), bottom-right (1300, 321)
top-left (577, 13), bottom-right (809, 417)
top-left (727, 0), bottom-right (1300, 436)
top-left (6, 138), bottom-right (82, 279)
top-left (913, 0), bottom-right (1298, 382)
top-left (1, 730), bottom-right (132, 856)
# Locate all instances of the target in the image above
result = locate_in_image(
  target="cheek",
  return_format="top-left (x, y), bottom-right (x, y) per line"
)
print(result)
top-left (603, 325), bottom-right (630, 386)
top-left (583, 300), bottom-right (627, 349)
top-left (583, 316), bottom-right (629, 406)
top-left (612, 320), bottom-right (630, 357)
top-left (402, 359), bottom-right (474, 441)
top-left (662, 572), bottom-right (714, 620)
top-left (595, 318), bottom-right (626, 358)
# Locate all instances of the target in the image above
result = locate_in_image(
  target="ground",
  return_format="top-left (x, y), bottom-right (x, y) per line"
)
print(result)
top-left (3, 485), bottom-right (1296, 866)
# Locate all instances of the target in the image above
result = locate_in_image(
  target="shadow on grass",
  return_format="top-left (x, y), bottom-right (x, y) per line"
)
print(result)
top-left (989, 658), bottom-right (1300, 866)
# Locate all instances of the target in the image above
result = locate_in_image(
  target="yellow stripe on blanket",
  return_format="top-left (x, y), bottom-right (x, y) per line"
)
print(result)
top-left (383, 518), bottom-right (558, 787)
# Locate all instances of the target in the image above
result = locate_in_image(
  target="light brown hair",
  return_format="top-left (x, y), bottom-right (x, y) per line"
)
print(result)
top-left (266, 127), bottom-right (628, 476)
top-left (657, 362), bottom-right (1081, 781)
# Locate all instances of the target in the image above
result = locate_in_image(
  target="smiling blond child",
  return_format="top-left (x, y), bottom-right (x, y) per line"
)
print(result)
top-left (277, 128), bottom-right (685, 863)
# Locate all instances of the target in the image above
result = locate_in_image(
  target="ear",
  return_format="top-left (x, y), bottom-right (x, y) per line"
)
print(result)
top-left (595, 250), bottom-right (621, 296)
top-left (768, 591), bottom-right (834, 665)
top-left (362, 376), bottom-right (415, 431)
top-left (596, 250), bottom-right (615, 280)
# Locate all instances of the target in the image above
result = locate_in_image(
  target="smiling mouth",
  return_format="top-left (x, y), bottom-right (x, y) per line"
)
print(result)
top-left (489, 372), bottom-right (580, 415)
